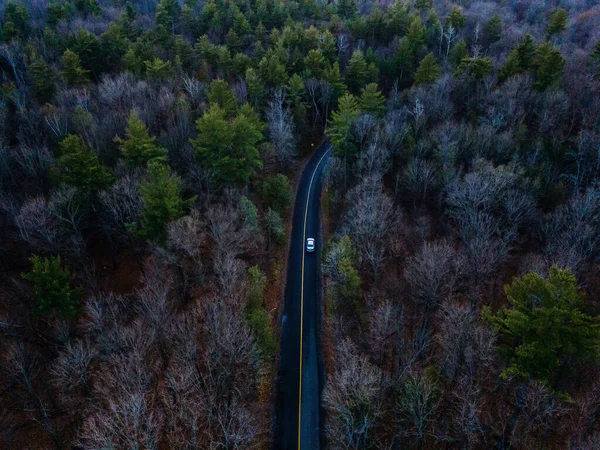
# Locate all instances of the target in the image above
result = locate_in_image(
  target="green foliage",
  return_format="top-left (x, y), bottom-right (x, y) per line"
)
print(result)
top-left (483, 13), bottom-right (502, 45)
top-left (414, 52), bottom-right (440, 85)
top-left (30, 57), bottom-right (56, 103)
top-left (237, 196), bottom-right (259, 233)
top-left (207, 79), bottom-right (237, 117)
top-left (123, 48), bottom-right (144, 75)
top-left (3, 2), bottom-right (30, 41)
top-left (304, 48), bottom-right (326, 78)
top-left (247, 307), bottom-right (276, 360)
top-left (532, 43), bottom-right (565, 91)
top-left (498, 34), bottom-right (536, 82)
top-left (483, 267), bottom-right (600, 385)
top-left (346, 49), bottom-right (373, 93)
top-left (61, 49), bottom-right (90, 86)
top-left (67, 30), bottom-right (101, 73)
top-left (324, 62), bottom-right (347, 100)
top-left (47, 1), bottom-right (73, 28)
top-left (406, 15), bottom-right (425, 57)
top-left (156, 0), bottom-right (181, 31)
top-left (456, 57), bottom-right (494, 79)
top-left (359, 83), bottom-right (385, 118)
top-left (547, 8), bottom-right (568, 39)
top-left (395, 37), bottom-right (415, 81)
top-left (138, 161), bottom-right (195, 242)
top-left (115, 110), bottom-right (167, 166)
top-left (55, 135), bottom-right (113, 191)
top-left (246, 265), bottom-right (267, 310)
top-left (245, 68), bottom-right (265, 108)
top-left (593, 41), bottom-right (600, 75)
top-left (22, 255), bottom-right (80, 320)
top-left (415, 0), bottom-right (433, 10)
top-left (449, 39), bottom-right (468, 68)
top-left (327, 93), bottom-right (359, 161)
top-left (325, 236), bottom-right (360, 313)
top-left (191, 105), bottom-right (263, 184)
top-left (265, 207), bottom-right (284, 246)
top-left (261, 174), bottom-right (292, 215)
top-left (446, 6), bottom-right (465, 30)
top-left (144, 58), bottom-right (174, 81)
top-left (75, 0), bottom-right (101, 17)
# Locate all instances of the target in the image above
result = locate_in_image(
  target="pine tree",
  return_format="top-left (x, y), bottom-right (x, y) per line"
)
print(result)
top-left (415, 0), bottom-right (433, 10)
top-left (138, 161), bottom-right (195, 242)
top-left (592, 41), bottom-right (600, 75)
top-left (359, 83), bottom-right (385, 118)
top-left (190, 105), bottom-right (263, 184)
top-left (61, 49), bottom-right (90, 86)
top-left (304, 48), bottom-right (326, 78)
top-left (55, 135), bottom-right (113, 190)
top-left (30, 57), bottom-right (56, 102)
top-left (414, 52), bottom-right (440, 85)
top-left (498, 34), bottom-right (536, 82)
top-left (532, 42), bottom-right (565, 91)
top-left (261, 174), bottom-right (292, 215)
top-left (456, 57), bottom-right (494, 79)
top-left (446, 6), bottom-right (466, 30)
top-left (449, 39), bottom-right (468, 68)
top-left (483, 267), bottom-right (600, 385)
top-left (265, 207), bottom-right (284, 247)
top-left (483, 13), bottom-right (502, 45)
top-left (395, 37), bottom-right (415, 82)
top-left (324, 62), bottom-right (347, 100)
top-left (144, 57), bottom-right (174, 81)
top-left (237, 196), bottom-right (259, 233)
top-left (327, 93), bottom-right (359, 189)
top-left (207, 79), bottom-right (237, 118)
top-left (406, 15), bottom-right (425, 57)
top-left (115, 110), bottom-right (167, 166)
top-left (547, 7), bottom-right (568, 39)
top-left (245, 68), bottom-right (265, 109)
top-left (22, 255), bottom-right (80, 320)
top-left (346, 49), bottom-right (369, 93)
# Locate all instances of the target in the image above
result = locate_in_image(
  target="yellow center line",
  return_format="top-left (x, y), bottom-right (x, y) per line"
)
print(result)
top-left (298, 147), bottom-right (330, 450)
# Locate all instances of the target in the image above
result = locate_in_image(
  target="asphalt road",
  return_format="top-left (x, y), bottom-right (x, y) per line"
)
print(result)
top-left (275, 142), bottom-right (330, 450)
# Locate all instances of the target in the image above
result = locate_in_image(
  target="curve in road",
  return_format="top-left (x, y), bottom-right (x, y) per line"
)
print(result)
top-left (275, 142), bottom-right (330, 450)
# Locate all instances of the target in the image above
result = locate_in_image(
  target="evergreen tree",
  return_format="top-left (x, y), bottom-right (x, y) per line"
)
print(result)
top-left (61, 49), bottom-right (90, 86)
top-left (246, 68), bottom-right (265, 109)
top-left (22, 255), bottom-right (80, 320)
top-left (138, 161), bottom-right (195, 242)
top-left (327, 93), bottom-right (359, 188)
top-left (415, 0), bottom-right (433, 10)
top-left (144, 58), bottom-right (174, 81)
top-left (74, 0), bottom-right (101, 17)
top-left (346, 49), bottom-right (369, 93)
top-left (592, 41), bottom-right (600, 75)
top-left (237, 196), bottom-right (259, 233)
top-left (246, 265), bottom-right (266, 310)
top-left (304, 48), bottom-right (326, 78)
top-left (3, 2), bottom-right (30, 40)
top-left (55, 135), bottom-right (113, 190)
top-left (261, 174), bottom-right (292, 215)
top-left (191, 105), bottom-right (263, 184)
top-left (324, 62), bottom-right (347, 100)
top-left (406, 15), bottom-right (425, 57)
top-left (207, 79), bottom-right (237, 117)
top-left (533, 43), bottom-right (565, 91)
top-left (483, 13), bottom-right (502, 45)
top-left (395, 37), bottom-right (415, 82)
top-left (456, 57), bottom-right (494, 79)
top-left (265, 207), bottom-right (284, 247)
top-left (156, 0), bottom-right (180, 32)
top-left (449, 39), bottom-right (468, 68)
top-left (483, 267), bottom-right (600, 386)
top-left (115, 110), bottom-right (167, 166)
top-left (498, 34), bottom-right (536, 82)
top-left (446, 6), bottom-right (466, 30)
top-left (414, 52), bottom-right (440, 85)
top-left (547, 7), bottom-right (568, 39)
top-left (359, 83), bottom-right (385, 118)
top-left (30, 57), bottom-right (56, 102)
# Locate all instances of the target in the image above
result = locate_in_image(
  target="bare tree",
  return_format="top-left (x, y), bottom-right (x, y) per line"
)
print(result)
top-left (266, 89), bottom-right (296, 168)
top-left (324, 339), bottom-right (383, 450)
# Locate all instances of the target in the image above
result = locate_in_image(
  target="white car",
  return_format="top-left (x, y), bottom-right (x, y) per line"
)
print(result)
top-left (306, 238), bottom-right (315, 252)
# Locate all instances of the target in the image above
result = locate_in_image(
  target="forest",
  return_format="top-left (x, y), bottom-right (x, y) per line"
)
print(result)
top-left (0, 0), bottom-right (599, 448)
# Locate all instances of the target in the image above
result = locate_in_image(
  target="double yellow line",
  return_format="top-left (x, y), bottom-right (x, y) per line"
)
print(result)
top-left (298, 147), bottom-right (330, 450)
